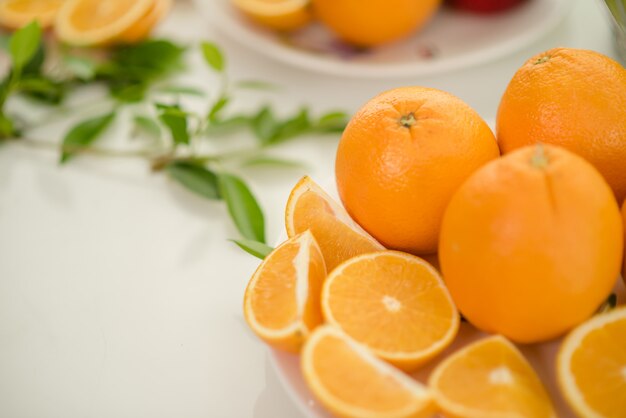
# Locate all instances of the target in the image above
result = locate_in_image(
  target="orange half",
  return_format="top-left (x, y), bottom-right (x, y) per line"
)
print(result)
top-left (118, 0), bottom-right (171, 43)
top-left (231, 0), bottom-right (312, 31)
top-left (0, 0), bottom-right (65, 29)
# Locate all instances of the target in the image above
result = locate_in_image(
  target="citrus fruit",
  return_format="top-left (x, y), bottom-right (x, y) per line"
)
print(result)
top-left (335, 86), bottom-right (499, 255)
top-left (0, 0), bottom-right (65, 29)
top-left (321, 251), bottom-right (459, 371)
top-left (118, 0), bottom-right (171, 43)
top-left (623, 200), bottom-right (626, 282)
top-left (497, 47), bottom-right (626, 203)
top-left (557, 307), bottom-right (626, 418)
top-left (301, 325), bottom-right (435, 418)
top-left (429, 335), bottom-right (556, 417)
top-left (439, 144), bottom-right (623, 343)
top-left (55, 0), bottom-right (155, 46)
top-left (243, 230), bottom-right (326, 353)
top-left (312, 0), bottom-right (442, 47)
top-left (285, 176), bottom-right (384, 272)
top-left (231, 0), bottom-right (312, 32)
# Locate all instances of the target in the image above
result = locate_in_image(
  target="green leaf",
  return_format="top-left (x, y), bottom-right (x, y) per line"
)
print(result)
top-left (133, 115), bottom-right (162, 140)
top-left (251, 106), bottom-right (278, 143)
top-left (63, 55), bottom-right (97, 80)
top-left (218, 173), bottom-right (265, 242)
top-left (315, 111), bottom-right (349, 133)
top-left (205, 114), bottom-right (252, 135)
top-left (267, 108), bottom-right (312, 145)
top-left (208, 95), bottom-right (229, 121)
top-left (236, 80), bottom-right (279, 91)
top-left (166, 161), bottom-right (221, 200)
top-left (18, 76), bottom-right (65, 104)
top-left (157, 85), bottom-right (206, 96)
top-left (0, 34), bottom-right (9, 51)
top-left (201, 41), bottom-right (225, 72)
top-left (230, 239), bottom-right (273, 259)
top-left (60, 112), bottom-right (115, 163)
top-left (9, 21), bottom-right (42, 72)
top-left (0, 113), bottom-right (16, 139)
top-left (241, 155), bottom-right (305, 169)
top-left (157, 104), bottom-right (189, 145)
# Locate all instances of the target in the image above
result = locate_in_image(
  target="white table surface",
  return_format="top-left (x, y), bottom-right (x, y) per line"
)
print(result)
top-left (0, 1), bottom-right (619, 417)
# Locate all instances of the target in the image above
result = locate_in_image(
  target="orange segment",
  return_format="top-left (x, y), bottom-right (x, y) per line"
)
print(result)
top-left (557, 307), bottom-right (626, 418)
top-left (322, 251), bottom-right (459, 371)
top-left (55, 0), bottom-right (154, 46)
top-left (118, 0), bottom-right (170, 43)
top-left (243, 230), bottom-right (326, 353)
top-left (0, 0), bottom-right (65, 29)
top-left (231, 0), bottom-right (312, 31)
top-left (302, 325), bottom-right (435, 418)
top-left (429, 336), bottom-right (556, 418)
top-left (285, 176), bottom-right (384, 272)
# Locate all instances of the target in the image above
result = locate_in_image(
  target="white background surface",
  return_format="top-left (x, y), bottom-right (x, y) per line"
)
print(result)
top-left (0, 1), bottom-right (620, 417)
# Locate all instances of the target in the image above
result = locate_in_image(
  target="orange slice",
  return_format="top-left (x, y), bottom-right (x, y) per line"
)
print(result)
top-left (0, 0), bottom-right (65, 29)
top-left (55, 0), bottom-right (154, 46)
top-left (243, 230), bottom-right (326, 353)
top-left (429, 336), bottom-right (556, 418)
top-left (118, 0), bottom-right (171, 43)
top-left (231, 0), bottom-right (312, 32)
top-left (302, 325), bottom-right (435, 418)
top-left (557, 307), bottom-right (626, 418)
top-left (321, 250), bottom-right (459, 371)
top-left (285, 176), bottom-right (384, 272)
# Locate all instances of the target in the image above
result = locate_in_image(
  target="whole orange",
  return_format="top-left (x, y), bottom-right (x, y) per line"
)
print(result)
top-left (335, 87), bottom-right (499, 255)
top-left (622, 200), bottom-right (626, 282)
top-left (312, 0), bottom-right (442, 47)
top-left (439, 144), bottom-right (623, 343)
top-left (497, 47), bottom-right (626, 203)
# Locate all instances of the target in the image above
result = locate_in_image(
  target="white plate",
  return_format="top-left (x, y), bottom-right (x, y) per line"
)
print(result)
top-left (193, 0), bottom-right (572, 78)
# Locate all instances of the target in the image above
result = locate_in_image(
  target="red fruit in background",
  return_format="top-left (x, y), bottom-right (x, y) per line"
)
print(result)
top-left (447, 0), bottom-right (527, 14)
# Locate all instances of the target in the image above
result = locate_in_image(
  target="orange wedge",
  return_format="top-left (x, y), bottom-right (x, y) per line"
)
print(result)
top-left (429, 336), bottom-right (556, 418)
top-left (243, 230), bottom-right (326, 353)
top-left (118, 0), bottom-right (171, 43)
top-left (0, 0), bottom-right (65, 29)
top-left (321, 251), bottom-right (459, 371)
top-left (231, 0), bottom-right (312, 32)
top-left (285, 176), bottom-right (384, 272)
top-left (302, 325), bottom-right (435, 418)
top-left (557, 307), bottom-right (626, 418)
top-left (55, 0), bottom-right (155, 46)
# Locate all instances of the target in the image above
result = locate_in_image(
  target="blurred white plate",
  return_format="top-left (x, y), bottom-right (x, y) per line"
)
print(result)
top-left (193, 0), bottom-right (571, 78)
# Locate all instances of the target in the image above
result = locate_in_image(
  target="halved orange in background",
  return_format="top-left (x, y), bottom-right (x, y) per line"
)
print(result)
top-left (0, 0), bottom-right (65, 29)
top-left (322, 251), bottom-right (459, 371)
top-left (243, 230), bottom-right (326, 353)
top-left (231, 0), bottom-right (312, 31)
top-left (55, 0), bottom-right (155, 46)
top-left (118, 0), bottom-right (171, 43)
top-left (285, 176), bottom-right (384, 272)
top-left (429, 335), bottom-right (556, 417)
top-left (302, 325), bottom-right (435, 418)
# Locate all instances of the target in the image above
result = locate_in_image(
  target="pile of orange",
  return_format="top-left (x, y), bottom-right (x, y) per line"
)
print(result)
top-left (0, 0), bottom-right (170, 45)
top-left (230, 0), bottom-right (443, 47)
top-left (243, 47), bottom-right (626, 418)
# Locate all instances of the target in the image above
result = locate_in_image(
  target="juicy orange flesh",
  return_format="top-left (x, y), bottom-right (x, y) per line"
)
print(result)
top-left (312, 332), bottom-right (417, 411)
top-left (71, 0), bottom-right (139, 30)
top-left (570, 319), bottom-right (626, 416)
top-left (301, 243), bottom-right (326, 332)
top-left (250, 241), bottom-right (300, 330)
top-left (3, 0), bottom-right (64, 13)
top-left (434, 339), bottom-right (554, 416)
top-left (326, 254), bottom-right (454, 353)
top-left (292, 190), bottom-right (381, 271)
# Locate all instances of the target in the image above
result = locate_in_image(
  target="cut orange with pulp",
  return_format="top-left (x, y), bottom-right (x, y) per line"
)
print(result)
top-left (285, 176), bottom-right (384, 272)
top-left (231, 0), bottom-right (312, 31)
top-left (322, 251), bottom-right (459, 371)
top-left (118, 0), bottom-right (171, 43)
top-left (557, 307), bottom-right (626, 418)
top-left (429, 335), bottom-right (556, 418)
top-left (302, 325), bottom-right (435, 418)
top-left (55, 0), bottom-right (155, 46)
top-left (243, 230), bottom-right (326, 353)
top-left (0, 0), bottom-right (65, 29)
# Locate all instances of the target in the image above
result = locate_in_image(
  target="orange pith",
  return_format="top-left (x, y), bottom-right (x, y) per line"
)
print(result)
top-left (322, 251), bottom-right (459, 371)
top-left (243, 230), bottom-right (326, 352)
top-left (285, 176), bottom-right (384, 272)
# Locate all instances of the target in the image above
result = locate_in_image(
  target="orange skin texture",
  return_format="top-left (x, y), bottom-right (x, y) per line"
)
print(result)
top-left (497, 47), bottom-right (626, 203)
top-left (623, 200), bottom-right (626, 282)
top-left (439, 145), bottom-right (624, 343)
top-left (335, 87), bottom-right (499, 255)
top-left (312, 0), bottom-right (442, 47)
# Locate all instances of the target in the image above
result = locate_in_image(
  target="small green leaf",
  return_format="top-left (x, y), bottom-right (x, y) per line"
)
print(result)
top-left (218, 173), bottom-right (265, 242)
top-left (157, 85), bottom-right (206, 96)
top-left (133, 115), bottom-right (161, 140)
top-left (236, 80), bottom-right (279, 91)
top-left (166, 162), bottom-right (221, 200)
top-left (9, 21), bottom-right (42, 72)
top-left (241, 155), bottom-right (305, 169)
top-left (17, 76), bottom-right (65, 104)
top-left (205, 114), bottom-right (252, 135)
top-left (201, 41), bottom-right (225, 72)
top-left (63, 56), bottom-right (97, 80)
top-left (315, 111), bottom-right (349, 133)
top-left (60, 112), bottom-right (115, 163)
top-left (157, 104), bottom-right (189, 145)
top-left (251, 106), bottom-right (278, 143)
top-left (0, 113), bottom-right (16, 139)
top-left (231, 239), bottom-right (273, 259)
top-left (208, 95), bottom-right (229, 121)
top-left (267, 108), bottom-right (311, 145)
